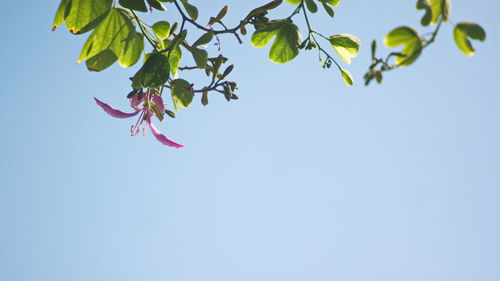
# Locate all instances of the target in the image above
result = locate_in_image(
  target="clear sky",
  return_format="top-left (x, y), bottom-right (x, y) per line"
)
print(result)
top-left (1, 1), bottom-right (499, 281)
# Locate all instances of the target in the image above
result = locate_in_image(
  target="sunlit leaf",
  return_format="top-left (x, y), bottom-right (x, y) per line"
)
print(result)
top-left (152, 21), bottom-right (170, 39)
top-left (329, 34), bottom-right (361, 64)
top-left (384, 26), bottom-right (423, 66)
top-left (324, 0), bottom-right (340, 6)
top-left (164, 39), bottom-right (183, 76)
top-left (251, 22), bottom-right (302, 64)
top-left (78, 8), bottom-right (136, 71)
top-left (65, 0), bottom-right (113, 34)
top-left (340, 68), bottom-right (353, 86)
top-left (453, 22), bottom-right (486, 56)
top-left (52, 0), bottom-right (71, 31)
top-left (429, 0), bottom-right (450, 24)
top-left (119, 32), bottom-right (144, 67)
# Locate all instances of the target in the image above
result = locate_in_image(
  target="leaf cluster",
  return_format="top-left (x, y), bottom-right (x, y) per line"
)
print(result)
top-left (364, 0), bottom-right (486, 85)
top-left (52, 0), bottom-right (486, 147)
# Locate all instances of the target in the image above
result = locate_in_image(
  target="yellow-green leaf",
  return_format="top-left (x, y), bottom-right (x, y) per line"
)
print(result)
top-left (453, 22), bottom-right (486, 56)
top-left (65, 0), bottom-right (113, 34)
top-left (429, 0), bottom-right (450, 24)
top-left (251, 22), bottom-right (302, 64)
top-left (152, 21), bottom-right (170, 39)
top-left (164, 39), bottom-right (182, 76)
top-left (52, 0), bottom-right (71, 31)
top-left (119, 32), bottom-right (144, 67)
top-left (384, 26), bottom-right (423, 66)
top-left (340, 68), bottom-right (353, 86)
top-left (324, 0), bottom-right (340, 6)
top-left (329, 34), bottom-right (361, 64)
top-left (78, 8), bottom-right (136, 71)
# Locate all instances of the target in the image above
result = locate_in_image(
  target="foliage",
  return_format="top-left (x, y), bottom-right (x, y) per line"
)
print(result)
top-left (52, 0), bottom-right (486, 147)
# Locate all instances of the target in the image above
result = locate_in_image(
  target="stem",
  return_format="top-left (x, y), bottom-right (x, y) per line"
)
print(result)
top-left (301, 3), bottom-right (341, 71)
top-left (364, 17), bottom-right (445, 85)
top-left (423, 18), bottom-right (442, 47)
top-left (301, 2), bottom-right (312, 32)
top-left (131, 10), bottom-right (157, 49)
top-left (172, 0), bottom-right (244, 44)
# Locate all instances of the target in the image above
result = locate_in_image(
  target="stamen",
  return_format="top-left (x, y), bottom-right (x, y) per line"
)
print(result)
top-left (130, 110), bottom-right (146, 136)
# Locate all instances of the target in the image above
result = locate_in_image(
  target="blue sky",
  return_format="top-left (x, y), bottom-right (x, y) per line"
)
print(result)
top-left (1, 1), bottom-right (499, 280)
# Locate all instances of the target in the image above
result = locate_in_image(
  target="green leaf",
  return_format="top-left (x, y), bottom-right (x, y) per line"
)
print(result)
top-left (78, 8), bottom-right (136, 71)
top-left (171, 79), bottom-right (194, 108)
top-left (164, 40), bottom-right (182, 76)
top-left (181, 0), bottom-right (198, 21)
top-left (220, 65), bottom-right (234, 80)
top-left (251, 24), bottom-right (280, 47)
top-left (65, 0), bottom-right (113, 34)
top-left (441, 0), bottom-right (451, 21)
top-left (52, 0), bottom-right (71, 31)
top-left (384, 26), bottom-right (423, 66)
top-left (132, 53), bottom-right (170, 89)
top-left (305, 0), bottom-right (318, 13)
top-left (429, 0), bottom-right (450, 24)
top-left (147, 0), bottom-right (166, 11)
top-left (340, 68), bottom-right (353, 86)
top-left (215, 6), bottom-right (228, 22)
top-left (152, 21), bottom-right (170, 39)
top-left (321, 1), bottom-right (334, 17)
top-left (189, 47), bottom-right (208, 67)
top-left (416, 0), bottom-right (432, 26)
top-left (269, 23), bottom-right (302, 63)
top-left (193, 32), bottom-right (214, 47)
top-left (119, 32), bottom-right (144, 67)
top-left (329, 34), bottom-right (360, 64)
top-left (86, 50), bottom-right (117, 71)
top-left (251, 22), bottom-right (302, 64)
top-left (119, 0), bottom-right (147, 12)
top-left (453, 22), bottom-right (486, 56)
top-left (284, 0), bottom-right (301, 4)
top-left (245, 0), bottom-right (283, 21)
top-left (324, 0), bottom-right (340, 6)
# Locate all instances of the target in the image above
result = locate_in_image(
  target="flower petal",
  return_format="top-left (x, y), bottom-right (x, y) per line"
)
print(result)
top-left (147, 118), bottom-right (184, 148)
top-left (94, 97), bottom-right (140, 119)
top-left (152, 94), bottom-right (166, 113)
top-left (130, 92), bottom-right (145, 109)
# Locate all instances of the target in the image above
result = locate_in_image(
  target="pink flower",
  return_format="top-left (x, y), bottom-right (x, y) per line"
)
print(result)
top-left (94, 90), bottom-right (183, 148)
